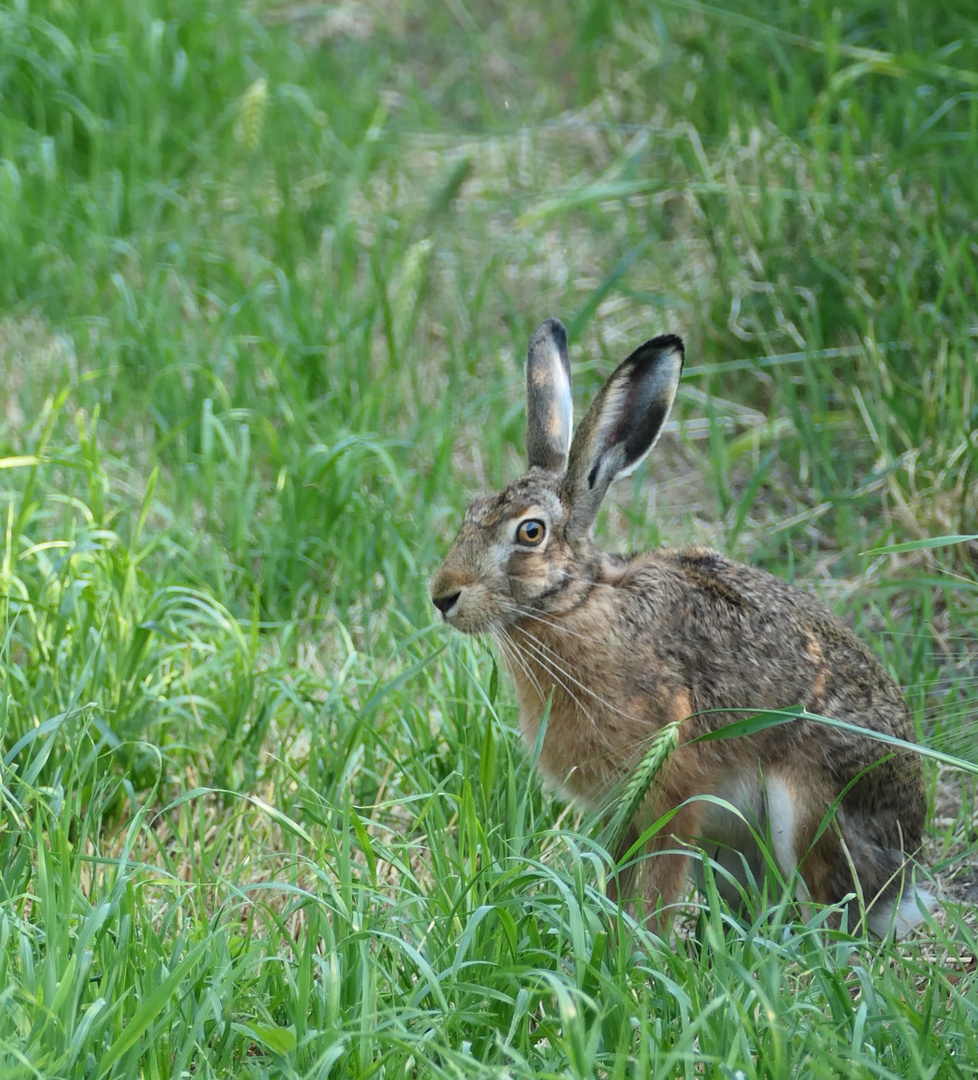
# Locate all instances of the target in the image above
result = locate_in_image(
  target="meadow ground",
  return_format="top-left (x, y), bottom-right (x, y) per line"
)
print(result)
top-left (1, 1), bottom-right (977, 1076)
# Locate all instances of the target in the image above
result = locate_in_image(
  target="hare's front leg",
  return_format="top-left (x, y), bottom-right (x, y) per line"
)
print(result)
top-left (613, 799), bottom-right (706, 932)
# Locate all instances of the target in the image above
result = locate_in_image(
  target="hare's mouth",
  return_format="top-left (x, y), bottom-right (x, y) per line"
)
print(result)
top-left (431, 582), bottom-right (519, 635)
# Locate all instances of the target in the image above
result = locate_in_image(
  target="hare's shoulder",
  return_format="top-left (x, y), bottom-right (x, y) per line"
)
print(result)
top-left (618, 545), bottom-right (852, 642)
top-left (622, 545), bottom-right (902, 700)
top-left (621, 544), bottom-right (806, 606)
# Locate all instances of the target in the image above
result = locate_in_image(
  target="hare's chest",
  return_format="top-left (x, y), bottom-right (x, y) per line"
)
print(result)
top-left (515, 696), bottom-right (610, 805)
top-left (502, 638), bottom-right (650, 805)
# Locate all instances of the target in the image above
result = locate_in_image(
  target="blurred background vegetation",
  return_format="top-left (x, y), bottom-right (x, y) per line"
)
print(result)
top-left (1, 1), bottom-right (976, 1076)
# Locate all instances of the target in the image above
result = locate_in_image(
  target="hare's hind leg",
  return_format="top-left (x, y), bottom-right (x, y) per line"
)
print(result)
top-left (769, 772), bottom-right (934, 937)
top-left (840, 812), bottom-right (935, 939)
top-left (764, 770), bottom-right (857, 923)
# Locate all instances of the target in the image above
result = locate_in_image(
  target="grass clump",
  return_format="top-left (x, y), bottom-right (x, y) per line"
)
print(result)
top-left (1, 0), bottom-right (976, 1076)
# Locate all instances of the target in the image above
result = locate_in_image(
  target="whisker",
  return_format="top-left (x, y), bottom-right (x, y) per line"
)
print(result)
top-left (497, 626), bottom-right (562, 719)
top-left (512, 625), bottom-right (651, 730)
top-left (492, 627), bottom-right (547, 705)
top-left (502, 629), bottom-right (603, 737)
top-left (491, 599), bottom-right (594, 642)
top-left (508, 629), bottom-right (640, 745)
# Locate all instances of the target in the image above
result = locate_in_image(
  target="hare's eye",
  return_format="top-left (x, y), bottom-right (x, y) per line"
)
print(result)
top-left (516, 519), bottom-right (546, 547)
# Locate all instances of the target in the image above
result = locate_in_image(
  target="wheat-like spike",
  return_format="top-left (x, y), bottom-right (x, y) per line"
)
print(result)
top-left (598, 720), bottom-right (681, 860)
top-left (239, 77), bottom-right (269, 150)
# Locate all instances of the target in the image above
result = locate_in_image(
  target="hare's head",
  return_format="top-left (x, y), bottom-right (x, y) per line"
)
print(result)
top-left (430, 319), bottom-right (684, 634)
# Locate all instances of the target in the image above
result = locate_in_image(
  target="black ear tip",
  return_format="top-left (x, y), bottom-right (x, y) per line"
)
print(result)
top-left (647, 333), bottom-right (684, 356)
top-left (530, 317), bottom-right (568, 350)
top-left (627, 333), bottom-right (684, 376)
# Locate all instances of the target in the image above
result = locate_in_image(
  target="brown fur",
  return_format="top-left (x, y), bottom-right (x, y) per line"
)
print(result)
top-left (430, 319), bottom-right (930, 936)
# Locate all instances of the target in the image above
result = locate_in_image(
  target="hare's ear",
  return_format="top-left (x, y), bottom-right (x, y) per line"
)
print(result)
top-left (563, 335), bottom-right (683, 538)
top-left (525, 318), bottom-right (573, 471)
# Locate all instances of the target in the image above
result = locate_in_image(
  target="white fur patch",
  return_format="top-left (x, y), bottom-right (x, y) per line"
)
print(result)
top-left (695, 772), bottom-right (765, 904)
top-left (764, 776), bottom-right (797, 882)
top-left (867, 886), bottom-right (936, 940)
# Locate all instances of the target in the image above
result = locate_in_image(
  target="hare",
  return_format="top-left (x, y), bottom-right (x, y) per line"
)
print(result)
top-left (430, 318), bottom-right (932, 938)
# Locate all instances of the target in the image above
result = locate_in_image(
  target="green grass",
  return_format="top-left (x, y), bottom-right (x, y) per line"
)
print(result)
top-left (1, 0), bottom-right (977, 1075)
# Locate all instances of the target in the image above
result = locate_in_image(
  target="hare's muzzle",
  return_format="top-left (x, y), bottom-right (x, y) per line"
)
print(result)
top-left (431, 589), bottom-right (461, 618)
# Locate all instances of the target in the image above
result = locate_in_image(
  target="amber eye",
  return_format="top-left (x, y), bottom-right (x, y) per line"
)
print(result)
top-left (515, 519), bottom-right (546, 546)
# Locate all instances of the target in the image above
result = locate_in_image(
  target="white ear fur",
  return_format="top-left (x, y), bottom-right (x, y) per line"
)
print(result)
top-left (563, 334), bottom-right (684, 537)
top-left (525, 318), bottom-right (573, 471)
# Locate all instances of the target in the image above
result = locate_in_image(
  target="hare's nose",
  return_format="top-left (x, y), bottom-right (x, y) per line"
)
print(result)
top-left (432, 590), bottom-right (461, 617)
